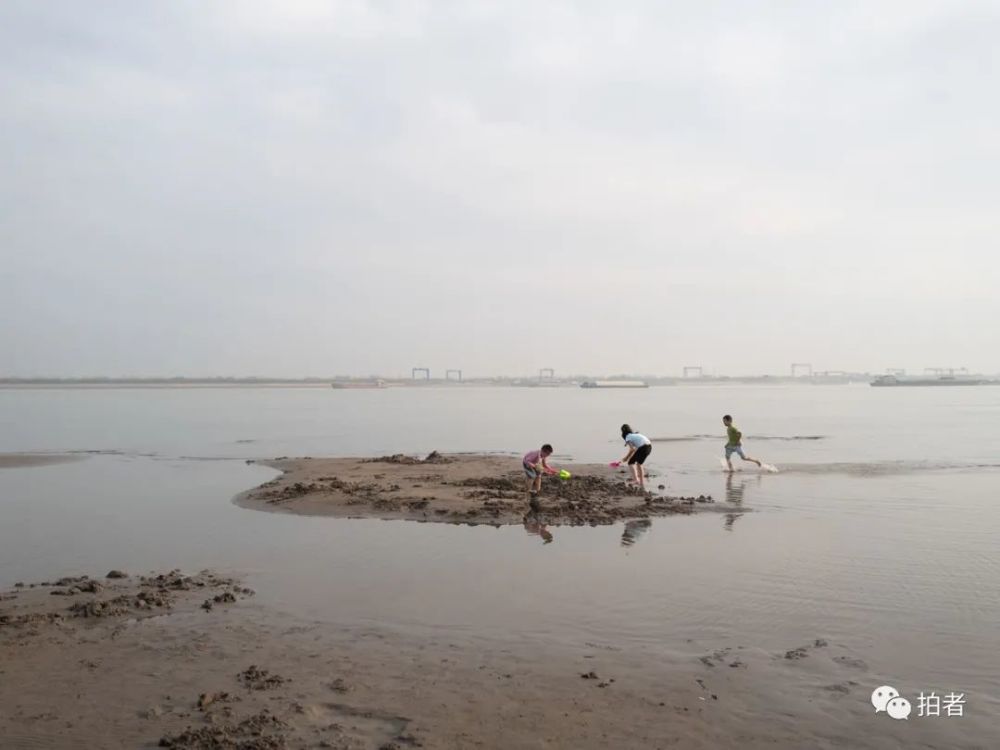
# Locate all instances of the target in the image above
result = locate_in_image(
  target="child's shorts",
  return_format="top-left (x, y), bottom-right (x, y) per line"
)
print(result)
top-left (523, 463), bottom-right (539, 479)
top-left (725, 445), bottom-right (746, 459)
top-left (628, 444), bottom-right (652, 465)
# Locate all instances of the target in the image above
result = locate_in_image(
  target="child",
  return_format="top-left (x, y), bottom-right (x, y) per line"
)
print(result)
top-left (722, 414), bottom-right (762, 472)
top-left (523, 444), bottom-right (555, 510)
top-left (619, 424), bottom-right (652, 491)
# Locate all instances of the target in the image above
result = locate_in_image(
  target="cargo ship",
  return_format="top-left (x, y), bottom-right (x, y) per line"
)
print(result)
top-left (580, 380), bottom-right (649, 389)
top-left (331, 379), bottom-right (387, 389)
top-left (870, 375), bottom-right (995, 387)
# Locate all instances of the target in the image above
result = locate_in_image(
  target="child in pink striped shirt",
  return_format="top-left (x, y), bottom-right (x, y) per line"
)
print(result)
top-left (522, 444), bottom-right (554, 510)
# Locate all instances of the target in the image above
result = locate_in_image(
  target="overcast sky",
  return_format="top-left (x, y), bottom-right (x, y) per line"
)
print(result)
top-left (2, 1), bottom-right (998, 378)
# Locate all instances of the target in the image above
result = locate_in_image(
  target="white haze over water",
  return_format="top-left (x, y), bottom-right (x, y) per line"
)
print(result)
top-left (1, 1), bottom-right (998, 378)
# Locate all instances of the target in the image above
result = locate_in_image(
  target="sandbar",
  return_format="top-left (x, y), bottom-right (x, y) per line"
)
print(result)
top-left (0, 453), bottom-right (87, 469)
top-left (236, 452), bottom-right (722, 525)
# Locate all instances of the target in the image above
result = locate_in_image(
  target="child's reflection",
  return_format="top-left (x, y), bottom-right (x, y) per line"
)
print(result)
top-left (725, 473), bottom-right (746, 504)
top-left (724, 473), bottom-right (745, 532)
top-left (523, 518), bottom-right (553, 544)
top-left (621, 519), bottom-right (652, 547)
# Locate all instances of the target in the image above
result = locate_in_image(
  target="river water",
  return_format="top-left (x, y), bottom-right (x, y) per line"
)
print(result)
top-left (1, 383), bottom-right (998, 737)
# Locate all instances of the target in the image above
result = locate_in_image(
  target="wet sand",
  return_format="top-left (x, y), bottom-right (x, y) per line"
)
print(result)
top-left (0, 453), bottom-right (87, 469)
top-left (4, 570), bottom-right (983, 749)
top-left (237, 453), bottom-right (720, 525)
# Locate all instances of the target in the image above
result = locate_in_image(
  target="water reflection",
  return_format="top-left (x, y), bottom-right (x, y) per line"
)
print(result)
top-left (621, 519), bottom-right (651, 547)
top-left (723, 512), bottom-right (741, 532)
top-left (725, 473), bottom-right (746, 504)
top-left (723, 473), bottom-right (747, 532)
top-left (523, 518), bottom-right (553, 544)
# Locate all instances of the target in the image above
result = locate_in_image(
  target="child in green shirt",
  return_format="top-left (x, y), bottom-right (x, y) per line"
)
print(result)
top-left (722, 414), bottom-right (762, 472)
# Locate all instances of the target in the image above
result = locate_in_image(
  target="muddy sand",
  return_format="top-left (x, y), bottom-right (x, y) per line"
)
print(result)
top-left (5, 568), bottom-right (984, 749)
top-left (237, 453), bottom-right (721, 525)
top-left (0, 453), bottom-right (87, 469)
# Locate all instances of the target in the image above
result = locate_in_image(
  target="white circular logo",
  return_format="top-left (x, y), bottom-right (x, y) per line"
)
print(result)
top-left (886, 697), bottom-right (912, 720)
top-left (871, 686), bottom-right (899, 713)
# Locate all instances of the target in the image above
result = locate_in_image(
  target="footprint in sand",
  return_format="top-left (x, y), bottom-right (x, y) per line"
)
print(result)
top-left (832, 655), bottom-right (869, 671)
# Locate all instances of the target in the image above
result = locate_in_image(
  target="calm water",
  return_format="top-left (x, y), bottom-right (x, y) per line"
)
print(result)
top-left (1, 384), bottom-right (998, 725)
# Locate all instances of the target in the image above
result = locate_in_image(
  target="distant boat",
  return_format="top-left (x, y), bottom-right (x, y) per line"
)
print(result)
top-left (580, 380), bottom-right (649, 389)
top-left (870, 375), bottom-right (993, 387)
top-left (331, 379), bottom-right (387, 389)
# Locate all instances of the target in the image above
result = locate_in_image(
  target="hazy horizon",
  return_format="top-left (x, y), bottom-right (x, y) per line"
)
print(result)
top-left (3, 1), bottom-right (998, 378)
top-left (2, 367), bottom-right (995, 381)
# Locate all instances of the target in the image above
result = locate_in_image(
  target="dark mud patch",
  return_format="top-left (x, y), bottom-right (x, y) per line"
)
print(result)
top-left (458, 473), bottom-right (709, 526)
top-left (238, 665), bottom-right (288, 691)
top-left (363, 450), bottom-right (452, 465)
top-left (259, 477), bottom-right (389, 505)
top-left (158, 710), bottom-right (287, 749)
top-left (197, 691), bottom-right (236, 711)
top-left (1, 570), bottom-right (253, 632)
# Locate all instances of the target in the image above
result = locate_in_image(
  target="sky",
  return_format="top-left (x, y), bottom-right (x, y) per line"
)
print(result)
top-left (2, 0), bottom-right (998, 378)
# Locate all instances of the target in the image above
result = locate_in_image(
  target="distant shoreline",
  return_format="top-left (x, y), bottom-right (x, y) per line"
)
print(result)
top-left (0, 377), bottom-right (883, 389)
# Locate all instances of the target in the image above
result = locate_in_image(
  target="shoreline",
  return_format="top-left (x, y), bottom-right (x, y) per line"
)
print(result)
top-left (0, 453), bottom-right (88, 469)
top-left (1, 568), bottom-right (950, 749)
top-left (235, 453), bottom-right (726, 526)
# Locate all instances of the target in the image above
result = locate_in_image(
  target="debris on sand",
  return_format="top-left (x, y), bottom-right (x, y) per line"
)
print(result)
top-left (0, 611), bottom-right (64, 629)
top-left (158, 710), bottom-right (287, 749)
top-left (833, 655), bottom-right (868, 670)
top-left (698, 648), bottom-right (732, 668)
top-left (4, 570), bottom-right (253, 627)
top-left (261, 478), bottom-right (385, 505)
top-left (422, 450), bottom-right (451, 464)
top-left (202, 590), bottom-right (239, 610)
top-left (47, 577), bottom-right (104, 596)
top-left (68, 596), bottom-right (136, 618)
top-left (197, 691), bottom-right (233, 711)
top-left (53, 576), bottom-right (90, 587)
top-left (364, 454), bottom-right (421, 465)
top-left (823, 683), bottom-right (852, 694)
top-left (141, 705), bottom-right (164, 719)
top-left (452, 476), bottom-right (521, 492)
top-left (106, 570), bottom-right (128, 579)
top-left (783, 639), bottom-right (828, 660)
top-left (364, 451), bottom-right (453, 466)
top-left (238, 665), bottom-right (288, 691)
